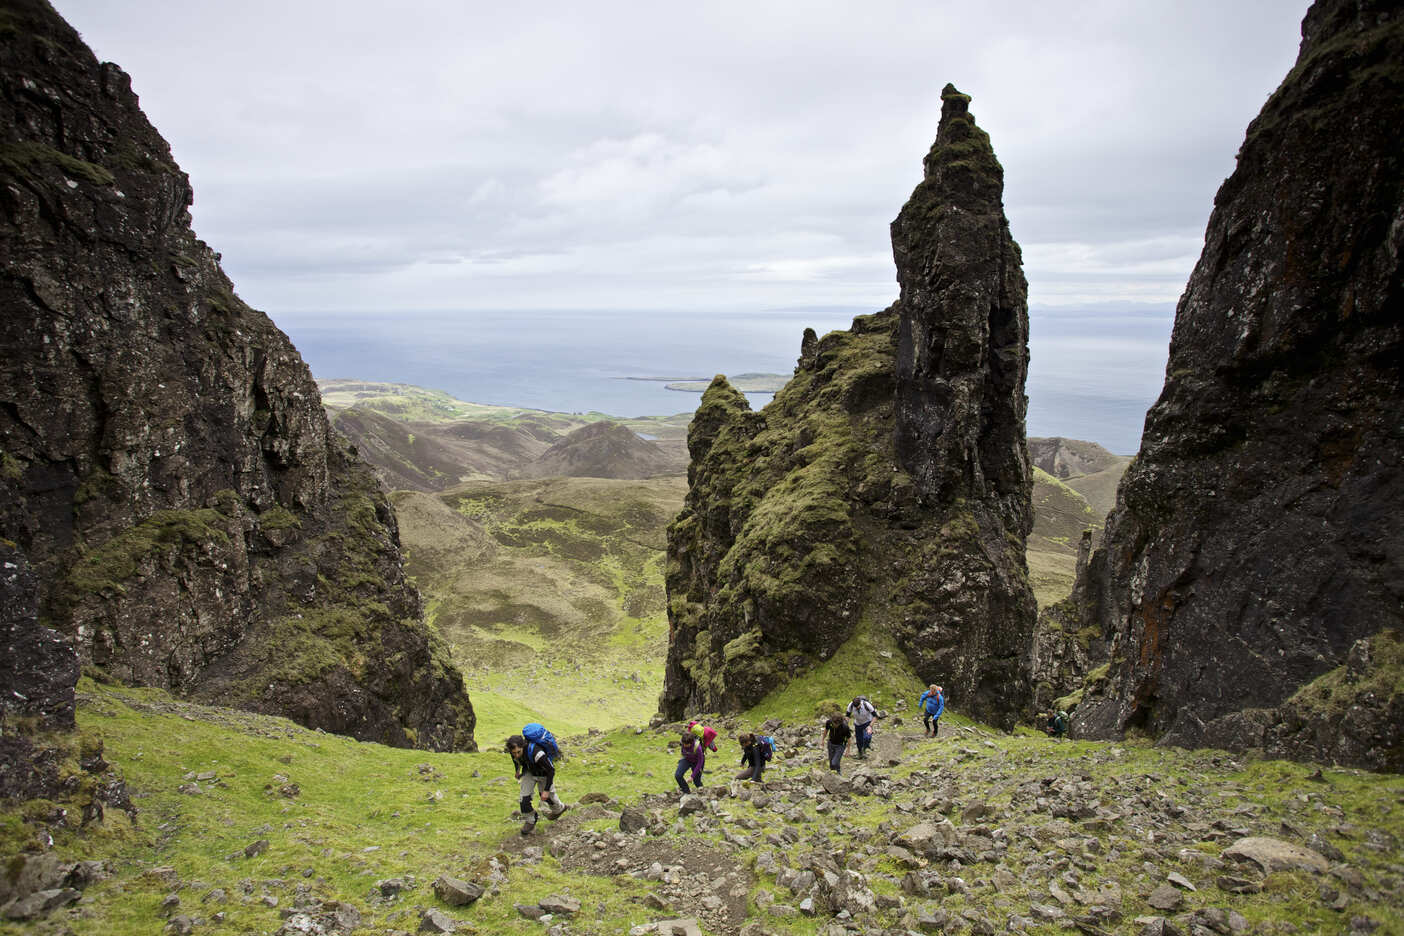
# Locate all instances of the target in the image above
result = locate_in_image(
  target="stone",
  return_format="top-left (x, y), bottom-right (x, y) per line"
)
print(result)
top-left (619, 806), bottom-right (650, 832)
top-left (419, 908), bottom-right (457, 933)
top-left (244, 840), bottom-right (270, 859)
top-left (431, 876), bottom-right (482, 906)
top-left (1222, 837), bottom-right (1330, 874)
top-left (538, 895), bottom-right (580, 915)
top-left (1146, 884), bottom-right (1183, 912)
top-left (1166, 872), bottom-right (1196, 891)
top-left (2, 887), bottom-right (82, 921)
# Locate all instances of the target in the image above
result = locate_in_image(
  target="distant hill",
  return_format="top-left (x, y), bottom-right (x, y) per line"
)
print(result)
top-left (319, 380), bottom-right (691, 489)
top-left (513, 421), bottom-right (688, 480)
top-left (329, 406), bottom-right (549, 491)
top-left (1028, 436), bottom-right (1132, 517)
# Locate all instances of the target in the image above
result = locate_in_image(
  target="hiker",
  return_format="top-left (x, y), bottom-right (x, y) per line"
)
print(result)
top-left (734, 732), bottom-right (767, 782)
top-left (675, 730), bottom-right (706, 793)
top-left (918, 684), bottom-right (945, 737)
top-left (687, 720), bottom-right (719, 753)
top-left (1045, 710), bottom-right (1069, 740)
top-left (506, 731), bottom-right (568, 836)
top-left (822, 713), bottom-right (851, 774)
top-left (846, 695), bottom-right (879, 758)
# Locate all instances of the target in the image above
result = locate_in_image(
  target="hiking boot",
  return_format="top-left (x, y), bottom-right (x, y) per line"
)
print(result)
top-left (546, 801), bottom-right (570, 821)
top-left (520, 812), bottom-right (538, 836)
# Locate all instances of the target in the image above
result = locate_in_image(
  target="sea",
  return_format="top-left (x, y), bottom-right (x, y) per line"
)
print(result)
top-left (275, 305), bottom-right (1174, 456)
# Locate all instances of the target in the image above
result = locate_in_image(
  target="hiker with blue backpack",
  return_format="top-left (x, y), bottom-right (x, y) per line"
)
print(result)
top-left (507, 723), bottom-right (569, 836)
top-left (734, 732), bottom-right (773, 782)
top-left (918, 684), bottom-right (945, 737)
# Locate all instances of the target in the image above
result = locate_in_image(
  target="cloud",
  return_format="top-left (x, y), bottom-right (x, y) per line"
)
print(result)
top-left (56, 0), bottom-right (1308, 314)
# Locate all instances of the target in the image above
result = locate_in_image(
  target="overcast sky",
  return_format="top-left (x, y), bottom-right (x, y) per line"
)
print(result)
top-left (53, 1), bottom-right (1307, 318)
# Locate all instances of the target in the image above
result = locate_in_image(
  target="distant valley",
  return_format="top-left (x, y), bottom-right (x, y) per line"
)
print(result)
top-left (320, 378), bottom-right (1128, 736)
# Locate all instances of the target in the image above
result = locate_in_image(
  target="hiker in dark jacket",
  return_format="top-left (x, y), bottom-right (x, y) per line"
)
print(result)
top-left (675, 731), bottom-right (706, 792)
top-left (734, 732), bottom-right (765, 782)
top-left (507, 734), bottom-right (568, 836)
top-left (822, 714), bottom-right (851, 774)
top-left (918, 684), bottom-right (945, 737)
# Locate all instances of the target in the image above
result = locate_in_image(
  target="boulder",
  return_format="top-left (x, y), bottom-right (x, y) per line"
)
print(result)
top-left (1222, 837), bottom-right (1330, 875)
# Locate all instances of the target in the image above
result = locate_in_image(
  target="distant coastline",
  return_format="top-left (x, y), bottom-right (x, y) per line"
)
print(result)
top-left (621, 373), bottom-right (789, 393)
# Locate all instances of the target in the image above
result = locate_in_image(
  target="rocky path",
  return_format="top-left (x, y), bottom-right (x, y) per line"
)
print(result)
top-left (451, 718), bottom-right (1402, 935)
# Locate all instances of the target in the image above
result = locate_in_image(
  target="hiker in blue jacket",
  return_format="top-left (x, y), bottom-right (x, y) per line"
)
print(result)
top-left (918, 684), bottom-right (945, 737)
top-left (507, 734), bottom-right (568, 836)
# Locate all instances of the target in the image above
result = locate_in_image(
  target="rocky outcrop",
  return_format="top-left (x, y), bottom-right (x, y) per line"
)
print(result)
top-left (1, 542), bottom-right (78, 731)
top-left (1067, 0), bottom-right (1403, 770)
top-left (662, 86), bottom-right (1035, 727)
top-left (0, 0), bottom-right (474, 749)
top-left (514, 421), bottom-right (686, 480)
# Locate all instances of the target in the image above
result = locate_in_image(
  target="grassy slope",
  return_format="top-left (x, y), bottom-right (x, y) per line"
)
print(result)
top-left (1026, 468), bottom-right (1100, 608)
top-left (393, 477), bottom-right (687, 744)
top-left (5, 666), bottom-right (1401, 936)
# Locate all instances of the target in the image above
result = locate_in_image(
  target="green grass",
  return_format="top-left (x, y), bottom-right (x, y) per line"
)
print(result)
top-left (5, 665), bottom-right (1404, 936)
top-left (747, 616), bottom-right (926, 725)
top-left (396, 476), bottom-right (683, 738)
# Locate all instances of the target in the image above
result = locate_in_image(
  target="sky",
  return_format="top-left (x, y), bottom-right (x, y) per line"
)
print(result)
top-left (53, 0), bottom-right (1308, 317)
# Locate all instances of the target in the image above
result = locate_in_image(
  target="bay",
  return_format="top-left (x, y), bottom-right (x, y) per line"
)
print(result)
top-left (275, 304), bottom-right (1173, 456)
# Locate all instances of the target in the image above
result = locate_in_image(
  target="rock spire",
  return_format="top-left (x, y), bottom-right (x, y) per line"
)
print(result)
top-left (662, 86), bottom-right (1036, 728)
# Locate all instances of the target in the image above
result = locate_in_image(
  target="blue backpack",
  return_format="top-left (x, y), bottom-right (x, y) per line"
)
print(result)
top-left (522, 723), bottom-right (561, 763)
top-left (758, 735), bottom-right (775, 762)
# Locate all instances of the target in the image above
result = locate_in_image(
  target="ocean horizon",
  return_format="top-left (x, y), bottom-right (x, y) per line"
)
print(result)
top-left (275, 305), bottom-right (1174, 456)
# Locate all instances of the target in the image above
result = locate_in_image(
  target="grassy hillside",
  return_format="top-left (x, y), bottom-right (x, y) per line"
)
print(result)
top-left (393, 477), bottom-right (688, 743)
top-left (1026, 468), bottom-right (1101, 608)
top-left (5, 667), bottom-right (1400, 936)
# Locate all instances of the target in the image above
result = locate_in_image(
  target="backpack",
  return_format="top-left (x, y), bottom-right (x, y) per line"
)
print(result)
top-left (1054, 712), bottom-right (1069, 733)
top-left (522, 722), bottom-right (561, 763)
top-left (758, 735), bottom-right (775, 762)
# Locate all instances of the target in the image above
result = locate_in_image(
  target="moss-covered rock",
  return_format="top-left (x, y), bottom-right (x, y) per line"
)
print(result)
top-left (0, 1), bottom-right (474, 751)
top-left (664, 88), bottom-right (1038, 730)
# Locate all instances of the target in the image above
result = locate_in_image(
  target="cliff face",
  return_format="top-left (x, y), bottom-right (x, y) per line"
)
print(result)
top-left (1068, 0), bottom-right (1403, 770)
top-left (0, 0), bottom-right (474, 750)
top-left (662, 86), bottom-right (1036, 728)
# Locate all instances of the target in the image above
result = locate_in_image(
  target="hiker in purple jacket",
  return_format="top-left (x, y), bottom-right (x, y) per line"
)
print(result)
top-left (675, 731), bottom-right (706, 793)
